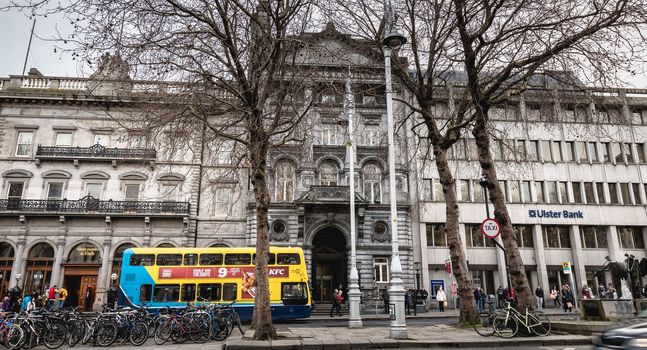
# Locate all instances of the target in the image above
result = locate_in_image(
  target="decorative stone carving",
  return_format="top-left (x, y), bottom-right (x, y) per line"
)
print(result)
top-left (270, 220), bottom-right (290, 241)
top-left (371, 220), bottom-right (390, 242)
top-left (87, 53), bottom-right (133, 96)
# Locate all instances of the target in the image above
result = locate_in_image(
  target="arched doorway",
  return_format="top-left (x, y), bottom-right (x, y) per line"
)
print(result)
top-left (312, 227), bottom-right (347, 302)
top-left (63, 243), bottom-right (101, 310)
top-left (0, 243), bottom-right (13, 297)
top-left (111, 243), bottom-right (136, 291)
top-left (25, 243), bottom-right (55, 296)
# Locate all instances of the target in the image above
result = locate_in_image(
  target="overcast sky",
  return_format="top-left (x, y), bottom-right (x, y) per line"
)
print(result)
top-left (0, 10), bottom-right (82, 77)
top-left (1, 8), bottom-right (646, 88)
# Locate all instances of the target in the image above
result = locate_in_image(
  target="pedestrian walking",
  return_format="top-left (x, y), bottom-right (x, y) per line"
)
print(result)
top-left (382, 289), bottom-right (390, 314)
top-left (329, 289), bottom-right (342, 317)
top-left (474, 287), bottom-right (484, 311)
top-left (436, 287), bottom-right (446, 312)
top-left (535, 286), bottom-right (544, 310)
top-left (47, 285), bottom-right (57, 310)
top-left (57, 286), bottom-right (68, 309)
top-left (1, 296), bottom-right (9, 312)
top-left (496, 286), bottom-right (505, 308)
top-left (405, 290), bottom-right (411, 315)
top-left (550, 286), bottom-right (561, 307)
top-left (562, 285), bottom-right (574, 312)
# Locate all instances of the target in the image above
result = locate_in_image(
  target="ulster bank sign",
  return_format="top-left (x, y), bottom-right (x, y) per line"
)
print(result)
top-left (528, 209), bottom-right (584, 219)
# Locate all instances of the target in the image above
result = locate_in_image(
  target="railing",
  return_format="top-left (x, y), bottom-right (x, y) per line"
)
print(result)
top-left (0, 196), bottom-right (189, 215)
top-left (36, 144), bottom-right (156, 161)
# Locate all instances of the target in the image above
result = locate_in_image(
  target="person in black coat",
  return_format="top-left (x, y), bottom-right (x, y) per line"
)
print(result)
top-left (382, 289), bottom-right (390, 314)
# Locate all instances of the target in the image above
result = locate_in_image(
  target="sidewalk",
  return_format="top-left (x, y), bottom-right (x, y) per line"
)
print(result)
top-left (224, 324), bottom-right (592, 350)
top-left (308, 306), bottom-right (578, 321)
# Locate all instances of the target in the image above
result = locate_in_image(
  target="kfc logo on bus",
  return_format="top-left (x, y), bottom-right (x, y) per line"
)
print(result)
top-left (268, 267), bottom-right (288, 277)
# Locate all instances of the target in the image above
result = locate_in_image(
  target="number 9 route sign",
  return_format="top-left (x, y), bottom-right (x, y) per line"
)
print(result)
top-left (480, 218), bottom-right (501, 239)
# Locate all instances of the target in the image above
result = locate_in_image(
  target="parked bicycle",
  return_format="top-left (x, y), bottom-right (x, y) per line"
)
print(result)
top-left (493, 301), bottom-right (551, 337)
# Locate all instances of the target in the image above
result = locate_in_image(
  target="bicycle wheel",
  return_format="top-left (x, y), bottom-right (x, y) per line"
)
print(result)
top-left (96, 322), bottom-right (118, 347)
top-left (473, 312), bottom-right (496, 337)
top-left (528, 311), bottom-right (551, 336)
top-left (154, 319), bottom-right (172, 345)
top-left (43, 322), bottom-right (67, 349)
top-left (4, 324), bottom-right (24, 350)
top-left (234, 314), bottom-right (244, 336)
top-left (493, 313), bottom-right (518, 338)
top-left (129, 321), bottom-right (149, 346)
top-left (67, 319), bottom-right (84, 347)
top-left (189, 317), bottom-right (211, 343)
top-left (212, 318), bottom-right (229, 341)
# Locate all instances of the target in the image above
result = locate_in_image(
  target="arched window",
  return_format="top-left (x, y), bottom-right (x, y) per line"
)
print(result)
top-left (28, 243), bottom-right (55, 259)
top-left (362, 163), bottom-right (382, 204)
top-left (112, 243), bottom-right (136, 289)
top-left (319, 161), bottom-right (338, 186)
top-left (157, 243), bottom-right (176, 248)
top-left (210, 243), bottom-right (230, 247)
top-left (0, 242), bottom-right (14, 298)
top-left (26, 243), bottom-right (55, 296)
top-left (68, 243), bottom-right (101, 263)
top-left (275, 161), bottom-right (295, 202)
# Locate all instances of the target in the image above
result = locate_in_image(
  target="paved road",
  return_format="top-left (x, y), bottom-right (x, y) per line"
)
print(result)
top-left (400, 347), bottom-right (592, 350)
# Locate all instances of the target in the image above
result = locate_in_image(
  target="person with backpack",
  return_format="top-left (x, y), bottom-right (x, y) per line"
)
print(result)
top-left (57, 286), bottom-right (68, 309)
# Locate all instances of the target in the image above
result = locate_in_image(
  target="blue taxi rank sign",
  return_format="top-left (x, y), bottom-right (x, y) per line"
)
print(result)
top-left (480, 218), bottom-right (501, 239)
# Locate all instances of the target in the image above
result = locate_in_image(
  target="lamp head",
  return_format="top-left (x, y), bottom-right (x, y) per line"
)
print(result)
top-left (383, 30), bottom-right (407, 50)
top-left (111, 273), bottom-right (118, 281)
top-left (604, 256), bottom-right (611, 262)
top-left (414, 261), bottom-right (421, 272)
top-left (356, 261), bottom-right (362, 271)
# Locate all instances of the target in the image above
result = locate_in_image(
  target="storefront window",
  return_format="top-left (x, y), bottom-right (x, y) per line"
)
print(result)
top-left (25, 243), bottom-right (55, 295)
top-left (0, 243), bottom-right (13, 298)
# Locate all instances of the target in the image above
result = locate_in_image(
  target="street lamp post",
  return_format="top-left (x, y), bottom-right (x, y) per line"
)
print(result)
top-left (414, 262), bottom-right (421, 316)
top-left (382, 0), bottom-right (408, 339)
top-left (346, 72), bottom-right (363, 329)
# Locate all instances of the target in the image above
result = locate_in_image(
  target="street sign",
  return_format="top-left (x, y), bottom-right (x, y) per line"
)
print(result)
top-left (480, 218), bottom-right (501, 239)
top-left (562, 261), bottom-right (571, 274)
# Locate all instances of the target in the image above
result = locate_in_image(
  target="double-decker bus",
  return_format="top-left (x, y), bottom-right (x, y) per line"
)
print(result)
top-left (118, 246), bottom-right (311, 321)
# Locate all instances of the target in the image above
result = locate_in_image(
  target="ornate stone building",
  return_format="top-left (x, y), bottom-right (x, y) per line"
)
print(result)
top-left (0, 26), bottom-right (415, 308)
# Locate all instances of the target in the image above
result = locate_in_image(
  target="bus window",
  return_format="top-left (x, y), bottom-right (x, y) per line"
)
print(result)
top-left (184, 254), bottom-right (198, 266)
top-left (153, 284), bottom-right (180, 302)
top-left (197, 284), bottom-right (221, 301)
top-left (140, 284), bottom-right (152, 302)
top-left (130, 254), bottom-right (155, 266)
top-left (225, 254), bottom-right (251, 265)
top-left (281, 282), bottom-right (308, 305)
top-left (156, 254), bottom-right (183, 266)
top-left (223, 283), bottom-right (237, 300)
top-left (181, 284), bottom-right (196, 301)
top-left (199, 253), bottom-right (223, 266)
top-left (252, 253), bottom-right (276, 265)
top-left (277, 253), bottom-right (300, 265)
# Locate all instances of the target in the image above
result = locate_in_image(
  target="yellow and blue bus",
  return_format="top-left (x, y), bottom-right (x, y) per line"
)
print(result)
top-left (118, 246), bottom-right (311, 321)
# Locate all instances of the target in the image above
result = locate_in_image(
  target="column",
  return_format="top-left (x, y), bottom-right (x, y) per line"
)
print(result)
top-left (9, 239), bottom-right (26, 288)
top-left (50, 240), bottom-right (66, 288)
top-left (607, 226), bottom-right (629, 296)
top-left (419, 223), bottom-right (430, 294)
top-left (532, 225), bottom-right (550, 300)
top-left (569, 226), bottom-right (587, 294)
top-left (93, 242), bottom-right (112, 311)
top-left (495, 235), bottom-right (507, 289)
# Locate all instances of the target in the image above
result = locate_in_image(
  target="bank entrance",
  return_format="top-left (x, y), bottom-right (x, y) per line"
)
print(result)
top-left (312, 227), bottom-right (347, 302)
top-left (62, 243), bottom-right (101, 310)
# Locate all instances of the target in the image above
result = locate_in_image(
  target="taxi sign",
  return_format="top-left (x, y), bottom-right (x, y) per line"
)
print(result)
top-left (480, 218), bottom-right (501, 239)
top-left (562, 261), bottom-right (571, 274)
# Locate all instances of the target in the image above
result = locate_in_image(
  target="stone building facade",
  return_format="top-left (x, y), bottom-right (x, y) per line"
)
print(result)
top-left (0, 27), bottom-right (415, 308)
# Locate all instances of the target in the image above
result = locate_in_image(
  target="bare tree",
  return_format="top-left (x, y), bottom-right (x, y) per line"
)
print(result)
top-left (324, 0), bottom-right (480, 323)
top-left (8, 0), bottom-right (320, 339)
top-left (452, 0), bottom-right (646, 310)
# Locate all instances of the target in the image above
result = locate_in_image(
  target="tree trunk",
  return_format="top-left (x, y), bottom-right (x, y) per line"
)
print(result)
top-left (472, 116), bottom-right (534, 310)
top-left (434, 146), bottom-right (477, 323)
top-left (248, 129), bottom-right (277, 340)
